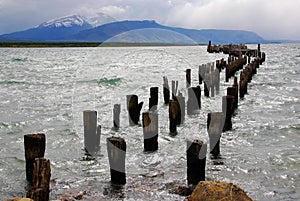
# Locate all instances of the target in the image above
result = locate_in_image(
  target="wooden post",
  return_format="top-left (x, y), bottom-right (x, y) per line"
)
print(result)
top-left (198, 65), bottom-right (203, 84)
top-left (171, 80), bottom-right (178, 100)
top-left (210, 73), bottom-right (215, 97)
top-left (227, 87), bottom-right (238, 110)
top-left (83, 110), bottom-right (101, 153)
top-left (126, 94), bottom-right (143, 126)
top-left (187, 140), bottom-right (207, 185)
top-left (107, 137), bottom-right (126, 185)
top-left (204, 81), bottom-right (209, 97)
top-left (26, 158), bottom-right (51, 201)
top-left (187, 86), bottom-right (201, 115)
top-left (207, 112), bottom-right (224, 157)
top-left (215, 70), bottom-right (220, 94)
top-left (169, 100), bottom-right (181, 134)
top-left (176, 92), bottom-right (185, 124)
top-left (24, 134), bottom-right (45, 183)
top-left (113, 104), bottom-right (121, 129)
top-left (149, 87), bottom-right (158, 111)
top-left (142, 111), bottom-right (159, 151)
top-left (222, 96), bottom-right (234, 132)
top-left (163, 76), bottom-right (170, 104)
top-left (186, 69), bottom-right (191, 88)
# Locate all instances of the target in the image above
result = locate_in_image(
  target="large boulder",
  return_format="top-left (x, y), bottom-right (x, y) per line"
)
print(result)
top-left (188, 181), bottom-right (253, 201)
top-left (5, 198), bottom-right (34, 201)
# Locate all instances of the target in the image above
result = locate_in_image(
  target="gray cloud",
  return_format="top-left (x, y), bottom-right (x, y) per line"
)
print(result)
top-left (0, 0), bottom-right (299, 40)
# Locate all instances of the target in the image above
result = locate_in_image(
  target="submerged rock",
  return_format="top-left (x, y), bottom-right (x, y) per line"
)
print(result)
top-left (188, 181), bottom-right (253, 201)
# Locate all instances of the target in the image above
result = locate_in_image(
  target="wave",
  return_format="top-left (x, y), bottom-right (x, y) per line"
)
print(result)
top-left (98, 77), bottom-right (122, 86)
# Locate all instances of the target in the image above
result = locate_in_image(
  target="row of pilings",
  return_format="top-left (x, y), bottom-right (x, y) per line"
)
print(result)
top-left (20, 43), bottom-right (266, 200)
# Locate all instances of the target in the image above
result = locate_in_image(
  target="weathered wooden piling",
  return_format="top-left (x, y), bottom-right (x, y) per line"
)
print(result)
top-left (210, 73), bottom-right (215, 97)
top-left (169, 100), bottom-right (181, 134)
top-left (176, 92), bottom-right (185, 124)
top-left (187, 140), bottom-right (207, 185)
top-left (204, 81), bottom-right (209, 97)
top-left (186, 69), bottom-right (191, 88)
top-left (222, 96), bottom-right (234, 132)
top-left (187, 86), bottom-right (201, 115)
top-left (207, 112), bottom-right (224, 157)
top-left (126, 95), bottom-right (143, 125)
top-left (142, 111), bottom-right (159, 151)
top-left (26, 158), bottom-right (51, 201)
top-left (113, 104), bottom-right (121, 129)
top-left (24, 134), bottom-right (46, 183)
top-left (215, 69), bottom-right (220, 94)
top-left (149, 87), bottom-right (158, 111)
top-left (227, 87), bottom-right (238, 110)
top-left (171, 80), bottom-right (178, 100)
top-left (198, 65), bottom-right (203, 84)
top-left (163, 76), bottom-right (170, 104)
top-left (107, 137), bottom-right (126, 185)
top-left (83, 110), bottom-right (101, 153)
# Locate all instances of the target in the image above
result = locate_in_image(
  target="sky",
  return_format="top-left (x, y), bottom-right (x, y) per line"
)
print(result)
top-left (0, 0), bottom-right (299, 40)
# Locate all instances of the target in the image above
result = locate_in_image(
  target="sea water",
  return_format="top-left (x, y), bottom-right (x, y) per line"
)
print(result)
top-left (0, 44), bottom-right (299, 200)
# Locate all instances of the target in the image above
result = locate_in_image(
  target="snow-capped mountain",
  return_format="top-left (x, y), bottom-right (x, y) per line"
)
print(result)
top-left (38, 15), bottom-right (87, 28)
top-left (0, 13), bottom-right (115, 42)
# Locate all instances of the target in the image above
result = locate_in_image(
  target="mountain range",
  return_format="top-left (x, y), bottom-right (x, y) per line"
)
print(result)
top-left (0, 14), bottom-right (266, 44)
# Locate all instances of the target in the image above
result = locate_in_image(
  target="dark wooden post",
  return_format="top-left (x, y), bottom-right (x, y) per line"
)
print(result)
top-left (215, 70), bottom-right (220, 94)
top-left (186, 69), bottom-right (191, 88)
top-left (187, 140), bottom-right (207, 185)
top-left (207, 40), bottom-right (212, 53)
top-left (107, 137), bottom-right (126, 185)
top-left (207, 112), bottom-right (224, 157)
top-left (176, 92), bottom-right (185, 124)
top-left (142, 111), bottom-right (159, 151)
top-left (210, 73), bottom-right (215, 97)
top-left (83, 110), bottom-right (101, 153)
top-left (113, 104), bottom-right (121, 129)
top-left (227, 87), bottom-right (238, 110)
top-left (198, 65), bottom-right (203, 84)
top-left (26, 158), bottom-right (51, 201)
top-left (149, 87), bottom-right (159, 111)
top-left (24, 134), bottom-right (46, 183)
top-left (204, 81), bottom-right (209, 97)
top-left (163, 76), bottom-right (170, 104)
top-left (126, 94), bottom-right (143, 126)
top-left (222, 96), bottom-right (234, 132)
top-left (169, 100), bottom-right (180, 134)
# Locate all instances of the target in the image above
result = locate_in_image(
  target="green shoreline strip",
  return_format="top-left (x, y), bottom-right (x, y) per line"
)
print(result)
top-left (0, 41), bottom-right (203, 48)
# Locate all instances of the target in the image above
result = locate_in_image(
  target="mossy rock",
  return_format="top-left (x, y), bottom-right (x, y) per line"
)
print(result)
top-left (188, 181), bottom-right (253, 201)
top-left (5, 198), bottom-right (34, 201)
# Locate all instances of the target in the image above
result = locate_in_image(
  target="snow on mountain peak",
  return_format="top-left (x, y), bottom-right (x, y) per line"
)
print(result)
top-left (38, 15), bottom-right (87, 28)
top-left (84, 13), bottom-right (116, 27)
top-left (37, 13), bottom-right (116, 29)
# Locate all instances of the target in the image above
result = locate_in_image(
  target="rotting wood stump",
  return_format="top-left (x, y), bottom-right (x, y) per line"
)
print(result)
top-left (186, 140), bottom-right (207, 185)
top-left (26, 158), bottom-right (51, 201)
top-left (24, 133), bottom-right (45, 184)
top-left (107, 137), bottom-right (126, 185)
top-left (83, 110), bottom-right (101, 154)
top-left (126, 94), bottom-right (143, 126)
top-left (142, 111), bottom-right (159, 151)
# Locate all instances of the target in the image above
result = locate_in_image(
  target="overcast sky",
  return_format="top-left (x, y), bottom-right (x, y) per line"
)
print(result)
top-left (0, 0), bottom-right (299, 40)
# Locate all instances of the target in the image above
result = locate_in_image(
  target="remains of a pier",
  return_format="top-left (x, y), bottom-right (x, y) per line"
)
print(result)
top-left (83, 110), bottom-right (101, 153)
top-left (142, 111), bottom-right (159, 151)
top-left (126, 94), bottom-right (143, 125)
top-left (24, 134), bottom-right (46, 183)
top-left (107, 137), bottom-right (126, 185)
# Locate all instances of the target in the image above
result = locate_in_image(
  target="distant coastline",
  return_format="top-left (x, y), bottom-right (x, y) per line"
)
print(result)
top-left (0, 41), bottom-right (203, 48)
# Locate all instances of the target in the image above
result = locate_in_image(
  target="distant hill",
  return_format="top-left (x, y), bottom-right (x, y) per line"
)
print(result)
top-left (0, 13), bottom-right (115, 42)
top-left (0, 17), bottom-right (266, 44)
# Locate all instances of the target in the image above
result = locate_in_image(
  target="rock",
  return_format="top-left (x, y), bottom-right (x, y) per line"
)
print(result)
top-left (5, 198), bottom-right (34, 201)
top-left (188, 181), bottom-right (253, 201)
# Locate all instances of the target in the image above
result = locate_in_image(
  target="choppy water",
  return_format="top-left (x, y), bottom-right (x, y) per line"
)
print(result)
top-left (0, 44), bottom-right (299, 200)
